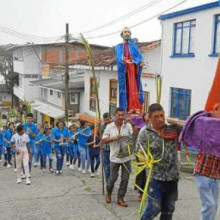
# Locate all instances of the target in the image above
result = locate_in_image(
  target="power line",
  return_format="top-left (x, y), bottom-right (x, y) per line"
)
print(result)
top-left (0, 24), bottom-right (62, 42)
top-left (85, 0), bottom-right (188, 40)
top-left (82, 0), bottom-right (163, 34)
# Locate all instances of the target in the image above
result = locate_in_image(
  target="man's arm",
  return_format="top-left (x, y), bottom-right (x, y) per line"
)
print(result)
top-left (102, 124), bottom-right (122, 144)
top-left (166, 118), bottom-right (185, 127)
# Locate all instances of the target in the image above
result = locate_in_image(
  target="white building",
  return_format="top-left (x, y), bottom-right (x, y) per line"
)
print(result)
top-left (159, 1), bottom-right (220, 120)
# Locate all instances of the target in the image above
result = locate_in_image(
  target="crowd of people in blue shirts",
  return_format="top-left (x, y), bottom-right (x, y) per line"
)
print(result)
top-left (0, 112), bottom-right (109, 185)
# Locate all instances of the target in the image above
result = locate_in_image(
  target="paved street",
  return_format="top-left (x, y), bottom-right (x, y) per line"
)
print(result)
top-left (0, 162), bottom-right (219, 220)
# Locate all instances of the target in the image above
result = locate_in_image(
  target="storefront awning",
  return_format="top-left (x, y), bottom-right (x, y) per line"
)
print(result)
top-left (31, 100), bottom-right (64, 119)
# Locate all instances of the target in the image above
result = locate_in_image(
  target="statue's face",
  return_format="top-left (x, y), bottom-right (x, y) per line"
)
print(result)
top-left (122, 27), bottom-right (131, 41)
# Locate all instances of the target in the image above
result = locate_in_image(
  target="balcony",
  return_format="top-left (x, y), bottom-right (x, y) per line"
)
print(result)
top-left (13, 84), bottom-right (24, 101)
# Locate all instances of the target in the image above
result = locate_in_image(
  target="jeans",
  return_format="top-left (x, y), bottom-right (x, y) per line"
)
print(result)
top-left (46, 153), bottom-right (53, 169)
top-left (28, 146), bottom-right (35, 172)
top-left (55, 146), bottom-right (65, 171)
top-left (141, 179), bottom-right (178, 220)
top-left (6, 147), bottom-right (12, 163)
top-left (0, 144), bottom-right (2, 159)
top-left (90, 153), bottom-right (100, 173)
top-left (79, 146), bottom-right (90, 171)
top-left (33, 144), bottom-right (39, 164)
top-left (73, 150), bottom-right (81, 168)
top-left (103, 149), bottom-right (110, 182)
top-left (70, 148), bottom-right (74, 164)
top-left (66, 147), bottom-right (70, 162)
top-left (195, 175), bottom-right (219, 220)
top-left (107, 161), bottom-right (131, 199)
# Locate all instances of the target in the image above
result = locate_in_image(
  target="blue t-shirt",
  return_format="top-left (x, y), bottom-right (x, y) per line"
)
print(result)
top-left (42, 134), bottom-right (53, 154)
top-left (24, 122), bottom-right (38, 148)
top-left (53, 128), bottom-right (69, 148)
top-left (4, 129), bottom-right (13, 148)
top-left (35, 133), bottom-right (44, 149)
top-left (87, 135), bottom-right (100, 156)
top-left (77, 127), bottom-right (91, 147)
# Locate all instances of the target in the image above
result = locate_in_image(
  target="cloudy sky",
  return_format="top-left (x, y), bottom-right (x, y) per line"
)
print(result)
top-left (0, 0), bottom-right (217, 46)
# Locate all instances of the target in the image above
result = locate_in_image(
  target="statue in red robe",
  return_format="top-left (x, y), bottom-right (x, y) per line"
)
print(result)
top-left (116, 27), bottom-right (145, 113)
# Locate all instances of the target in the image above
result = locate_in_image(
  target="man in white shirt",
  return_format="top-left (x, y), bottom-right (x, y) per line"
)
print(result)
top-left (102, 107), bottom-right (134, 207)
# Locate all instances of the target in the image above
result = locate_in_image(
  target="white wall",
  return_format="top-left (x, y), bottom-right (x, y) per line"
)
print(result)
top-left (142, 45), bottom-right (161, 105)
top-left (47, 90), bottom-right (62, 108)
top-left (23, 79), bottom-right (39, 101)
top-left (143, 46), bottom-right (161, 75)
top-left (13, 46), bottom-right (41, 101)
top-left (84, 69), bottom-right (118, 117)
top-left (160, 6), bottom-right (220, 117)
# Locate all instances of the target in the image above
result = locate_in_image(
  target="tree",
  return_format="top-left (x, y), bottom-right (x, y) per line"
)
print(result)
top-left (0, 45), bottom-right (18, 107)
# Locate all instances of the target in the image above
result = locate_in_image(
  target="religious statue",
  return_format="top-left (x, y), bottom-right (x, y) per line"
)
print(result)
top-left (115, 27), bottom-right (145, 113)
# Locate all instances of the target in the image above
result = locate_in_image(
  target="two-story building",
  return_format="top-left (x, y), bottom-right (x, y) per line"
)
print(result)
top-left (30, 72), bottom-right (84, 126)
top-left (159, 1), bottom-right (220, 120)
top-left (8, 42), bottom-right (108, 102)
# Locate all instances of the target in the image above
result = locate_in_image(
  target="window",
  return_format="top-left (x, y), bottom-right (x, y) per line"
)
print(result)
top-left (109, 80), bottom-right (117, 116)
top-left (90, 78), bottom-right (96, 112)
top-left (70, 93), bottom-right (78, 105)
top-left (50, 90), bottom-right (53, 95)
top-left (24, 74), bottom-right (39, 79)
top-left (143, 92), bottom-right (150, 113)
top-left (173, 20), bottom-right (196, 56)
top-left (170, 88), bottom-right (191, 120)
top-left (213, 14), bottom-right (220, 55)
top-left (57, 92), bottom-right (61, 98)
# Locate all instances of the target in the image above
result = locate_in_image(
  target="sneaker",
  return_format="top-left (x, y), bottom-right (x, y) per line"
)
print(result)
top-left (42, 168), bottom-right (46, 173)
top-left (26, 178), bottom-right (31, 185)
top-left (95, 170), bottom-right (99, 176)
top-left (33, 163), bottom-right (37, 167)
top-left (55, 170), bottom-right (60, 175)
top-left (21, 174), bottom-right (26, 179)
top-left (59, 170), bottom-right (62, 174)
top-left (82, 170), bottom-right (86, 174)
top-left (3, 162), bottom-right (7, 167)
top-left (69, 164), bottom-right (74, 170)
top-left (7, 164), bottom-right (11, 168)
top-left (14, 168), bottom-right (17, 172)
top-left (49, 168), bottom-right (54, 173)
top-left (66, 162), bottom-right (70, 166)
top-left (16, 178), bottom-right (21, 184)
top-left (78, 167), bottom-right (82, 171)
top-left (91, 173), bottom-right (95, 178)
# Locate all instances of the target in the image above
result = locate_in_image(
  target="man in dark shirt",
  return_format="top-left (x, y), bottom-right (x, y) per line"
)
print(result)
top-left (138, 103), bottom-right (183, 220)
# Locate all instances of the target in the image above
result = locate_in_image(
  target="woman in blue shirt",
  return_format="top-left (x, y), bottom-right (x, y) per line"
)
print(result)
top-left (42, 128), bottom-right (53, 172)
top-left (52, 121), bottom-right (69, 175)
top-left (77, 121), bottom-right (91, 174)
top-left (3, 122), bottom-right (14, 168)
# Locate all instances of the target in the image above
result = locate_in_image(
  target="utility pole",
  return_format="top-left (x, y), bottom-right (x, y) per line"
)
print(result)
top-left (65, 23), bottom-right (69, 124)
